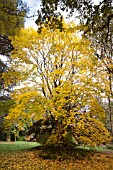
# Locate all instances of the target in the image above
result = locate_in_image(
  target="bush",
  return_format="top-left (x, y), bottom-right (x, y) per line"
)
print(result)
top-left (17, 136), bottom-right (25, 141)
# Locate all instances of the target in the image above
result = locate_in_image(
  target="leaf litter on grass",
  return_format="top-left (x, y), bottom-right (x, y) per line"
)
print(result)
top-left (0, 148), bottom-right (113, 170)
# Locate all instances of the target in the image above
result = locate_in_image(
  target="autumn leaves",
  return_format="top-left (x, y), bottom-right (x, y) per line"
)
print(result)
top-left (3, 23), bottom-right (111, 145)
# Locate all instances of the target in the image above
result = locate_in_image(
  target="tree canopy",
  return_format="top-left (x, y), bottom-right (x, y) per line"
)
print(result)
top-left (3, 23), bottom-right (111, 145)
top-left (0, 0), bottom-right (28, 100)
top-left (0, 0), bottom-right (28, 140)
top-left (34, 0), bottom-right (113, 135)
top-left (36, 0), bottom-right (113, 35)
top-left (0, 0), bottom-right (28, 36)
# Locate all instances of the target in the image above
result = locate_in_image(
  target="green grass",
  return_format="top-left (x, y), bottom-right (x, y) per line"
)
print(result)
top-left (0, 141), bottom-right (41, 152)
top-left (75, 144), bottom-right (113, 153)
top-left (0, 141), bottom-right (112, 153)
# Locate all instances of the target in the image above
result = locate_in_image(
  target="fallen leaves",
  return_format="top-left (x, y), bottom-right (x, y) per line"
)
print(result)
top-left (0, 149), bottom-right (113, 170)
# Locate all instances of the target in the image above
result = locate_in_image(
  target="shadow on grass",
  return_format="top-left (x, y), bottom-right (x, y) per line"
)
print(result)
top-left (33, 144), bottom-right (94, 161)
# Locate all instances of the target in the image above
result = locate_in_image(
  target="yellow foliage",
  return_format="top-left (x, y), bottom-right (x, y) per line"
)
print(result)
top-left (4, 22), bottom-right (111, 146)
top-left (4, 89), bottom-right (46, 131)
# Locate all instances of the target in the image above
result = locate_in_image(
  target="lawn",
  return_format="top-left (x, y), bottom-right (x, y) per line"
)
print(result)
top-left (0, 142), bottom-right (113, 170)
top-left (0, 141), bottom-right (40, 152)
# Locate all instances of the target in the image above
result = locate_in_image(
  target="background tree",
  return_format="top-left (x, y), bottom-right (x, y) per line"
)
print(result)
top-left (35, 0), bottom-right (113, 36)
top-left (0, 0), bottom-right (28, 36)
top-left (0, 0), bottom-right (28, 140)
top-left (0, 0), bottom-right (28, 98)
top-left (0, 0), bottom-right (28, 99)
top-left (85, 1), bottom-right (113, 134)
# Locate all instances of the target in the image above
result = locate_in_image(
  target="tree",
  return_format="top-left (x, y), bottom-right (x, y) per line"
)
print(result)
top-left (35, 0), bottom-right (113, 74)
top-left (0, 0), bottom-right (29, 100)
top-left (4, 24), bottom-right (111, 145)
top-left (0, 0), bottom-right (28, 36)
top-left (0, 99), bottom-right (14, 140)
top-left (0, 0), bottom-right (28, 55)
top-left (4, 88), bottom-right (46, 140)
top-left (0, 0), bottom-right (28, 140)
top-left (0, 0), bottom-right (28, 100)
top-left (87, 1), bottom-right (113, 134)
top-left (35, 0), bottom-right (113, 36)
top-left (35, 0), bottom-right (113, 135)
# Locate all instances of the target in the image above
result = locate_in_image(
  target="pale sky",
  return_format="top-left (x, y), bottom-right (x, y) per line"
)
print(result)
top-left (23, 0), bottom-right (101, 29)
top-left (23, 0), bottom-right (41, 29)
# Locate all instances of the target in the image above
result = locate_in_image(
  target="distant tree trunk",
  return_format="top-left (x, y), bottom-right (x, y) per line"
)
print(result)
top-left (108, 96), bottom-right (113, 135)
top-left (112, 121), bottom-right (113, 136)
top-left (15, 135), bottom-right (17, 142)
top-left (6, 135), bottom-right (11, 142)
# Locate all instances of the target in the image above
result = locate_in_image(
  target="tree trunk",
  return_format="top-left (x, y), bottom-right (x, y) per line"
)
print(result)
top-left (6, 135), bottom-right (11, 142)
